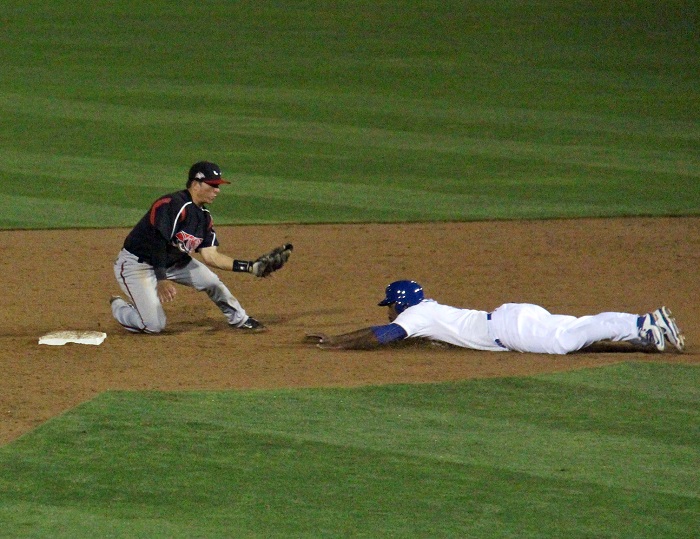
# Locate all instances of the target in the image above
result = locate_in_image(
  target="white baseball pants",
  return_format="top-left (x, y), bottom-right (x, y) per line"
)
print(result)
top-left (487, 303), bottom-right (640, 354)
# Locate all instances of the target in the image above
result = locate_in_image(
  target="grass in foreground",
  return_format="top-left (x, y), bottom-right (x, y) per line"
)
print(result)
top-left (0, 362), bottom-right (698, 538)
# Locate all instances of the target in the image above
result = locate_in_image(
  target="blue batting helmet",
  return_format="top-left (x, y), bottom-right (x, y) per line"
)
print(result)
top-left (378, 280), bottom-right (424, 313)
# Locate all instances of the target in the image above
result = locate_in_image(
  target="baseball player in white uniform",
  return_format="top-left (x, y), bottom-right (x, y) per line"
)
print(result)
top-left (306, 280), bottom-right (685, 354)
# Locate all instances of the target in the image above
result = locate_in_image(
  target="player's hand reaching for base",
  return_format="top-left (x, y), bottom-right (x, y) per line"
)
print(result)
top-left (305, 328), bottom-right (383, 350)
top-left (304, 333), bottom-right (334, 348)
top-left (157, 280), bottom-right (177, 303)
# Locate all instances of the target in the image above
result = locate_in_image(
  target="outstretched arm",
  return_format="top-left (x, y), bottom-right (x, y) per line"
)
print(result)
top-left (201, 244), bottom-right (293, 277)
top-left (307, 324), bottom-right (408, 350)
top-left (199, 245), bottom-right (234, 270)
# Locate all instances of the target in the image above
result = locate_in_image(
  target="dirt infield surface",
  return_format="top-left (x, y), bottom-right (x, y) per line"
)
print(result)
top-left (1, 217), bottom-right (698, 445)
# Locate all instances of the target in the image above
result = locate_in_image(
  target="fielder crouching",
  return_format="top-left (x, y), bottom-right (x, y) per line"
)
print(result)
top-left (306, 280), bottom-right (685, 354)
top-left (110, 161), bottom-right (291, 334)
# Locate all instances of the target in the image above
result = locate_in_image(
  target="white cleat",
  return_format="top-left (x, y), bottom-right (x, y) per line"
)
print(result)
top-left (637, 313), bottom-right (665, 352)
top-left (652, 307), bottom-right (685, 352)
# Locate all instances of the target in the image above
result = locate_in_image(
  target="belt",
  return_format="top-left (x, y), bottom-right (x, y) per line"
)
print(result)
top-left (486, 312), bottom-right (507, 349)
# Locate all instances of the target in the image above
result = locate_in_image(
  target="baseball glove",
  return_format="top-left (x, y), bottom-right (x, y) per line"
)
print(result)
top-left (233, 244), bottom-right (293, 278)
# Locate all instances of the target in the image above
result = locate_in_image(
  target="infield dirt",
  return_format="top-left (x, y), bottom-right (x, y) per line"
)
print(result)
top-left (1, 217), bottom-right (698, 444)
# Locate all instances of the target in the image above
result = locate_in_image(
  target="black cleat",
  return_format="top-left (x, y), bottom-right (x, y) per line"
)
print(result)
top-left (236, 317), bottom-right (267, 333)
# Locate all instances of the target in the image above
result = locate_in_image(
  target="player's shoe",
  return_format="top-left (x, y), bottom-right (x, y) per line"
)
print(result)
top-left (110, 295), bottom-right (135, 308)
top-left (637, 313), bottom-right (665, 352)
top-left (236, 317), bottom-right (268, 333)
top-left (109, 296), bottom-right (142, 333)
top-left (652, 307), bottom-right (685, 352)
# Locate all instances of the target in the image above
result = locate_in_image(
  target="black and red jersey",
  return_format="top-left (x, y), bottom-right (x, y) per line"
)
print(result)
top-left (123, 190), bottom-right (219, 279)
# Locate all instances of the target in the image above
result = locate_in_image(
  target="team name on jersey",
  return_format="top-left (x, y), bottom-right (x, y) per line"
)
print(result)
top-left (174, 230), bottom-right (203, 254)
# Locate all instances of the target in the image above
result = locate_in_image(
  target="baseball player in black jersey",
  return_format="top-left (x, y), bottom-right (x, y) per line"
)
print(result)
top-left (111, 161), bottom-right (283, 334)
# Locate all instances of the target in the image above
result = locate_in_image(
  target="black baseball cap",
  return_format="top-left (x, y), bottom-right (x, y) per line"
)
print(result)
top-left (188, 161), bottom-right (231, 185)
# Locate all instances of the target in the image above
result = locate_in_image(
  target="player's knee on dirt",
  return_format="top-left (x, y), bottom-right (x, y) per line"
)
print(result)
top-left (141, 314), bottom-right (166, 334)
top-left (143, 325), bottom-right (164, 334)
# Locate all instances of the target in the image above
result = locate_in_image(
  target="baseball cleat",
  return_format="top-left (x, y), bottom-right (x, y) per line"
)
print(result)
top-left (110, 295), bottom-right (135, 308)
top-left (637, 313), bottom-right (665, 352)
top-left (236, 317), bottom-right (268, 333)
top-left (652, 307), bottom-right (685, 352)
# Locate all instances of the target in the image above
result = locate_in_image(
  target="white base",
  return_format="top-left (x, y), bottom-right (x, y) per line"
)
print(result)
top-left (39, 330), bottom-right (107, 346)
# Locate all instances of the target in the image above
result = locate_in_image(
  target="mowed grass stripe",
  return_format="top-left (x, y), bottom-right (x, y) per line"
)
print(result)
top-left (201, 413), bottom-right (698, 498)
top-left (0, 457), bottom-right (692, 538)
top-left (195, 174), bottom-right (698, 220)
top-left (30, 364), bottom-right (696, 496)
top-left (0, 149), bottom-right (184, 188)
top-left (2, 93), bottom-right (697, 178)
top-left (3, 435), bottom-right (693, 538)
top-left (1, 148), bottom-right (695, 227)
top-left (1, 0), bottom-right (697, 228)
top-left (5, 87), bottom-right (700, 142)
top-left (1, 155), bottom-right (690, 226)
top-left (534, 361), bottom-right (700, 401)
top-left (0, 195), bottom-right (145, 229)
top-left (144, 381), bottom-right (695, 496)
top-left (2, 363), bottom-right (698, 537)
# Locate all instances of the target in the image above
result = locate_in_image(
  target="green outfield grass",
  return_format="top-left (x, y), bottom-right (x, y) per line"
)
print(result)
top-left (2, 2), bottom-right (698, 537)
top-left (1, 363), bottom-right (698, 538)
top-left (0, 0), bottom-right (698, 228)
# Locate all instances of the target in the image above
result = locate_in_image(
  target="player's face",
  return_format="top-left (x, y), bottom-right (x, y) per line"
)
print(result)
top-left (202, 182), bottom-right (220, 200)
top-left (192, 181), bottom-right (220, 205)
top-left (387, 304), bottom-right (399, 322)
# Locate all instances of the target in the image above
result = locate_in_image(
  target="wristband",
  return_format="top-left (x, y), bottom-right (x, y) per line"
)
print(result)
top-left (233, 259), bottom-right (252, 273)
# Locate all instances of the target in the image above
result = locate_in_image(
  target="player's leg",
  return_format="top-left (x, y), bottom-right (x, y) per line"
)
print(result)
top-left (549, 312), bottom-right (642, 353)
top-left (169, 258), bottom-right (248, 327)
top-left (112, 249), bottom-right (167, 333)
top-left (492, 303), bottom-right (662, 354)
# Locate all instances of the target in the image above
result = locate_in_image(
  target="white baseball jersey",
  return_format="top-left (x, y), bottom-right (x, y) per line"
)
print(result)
top-left (392, 299), bottom-right (505, 351)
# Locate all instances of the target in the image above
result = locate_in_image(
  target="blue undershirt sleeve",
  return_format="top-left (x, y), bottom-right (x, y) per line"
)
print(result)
top-left (371, 323), bottom-right (408, 344)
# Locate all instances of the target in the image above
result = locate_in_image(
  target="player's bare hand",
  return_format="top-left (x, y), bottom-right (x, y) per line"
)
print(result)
top-left (157, 280), bottom-right (177, 303)
top-left (304, 332), bottom-right (335, 348)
